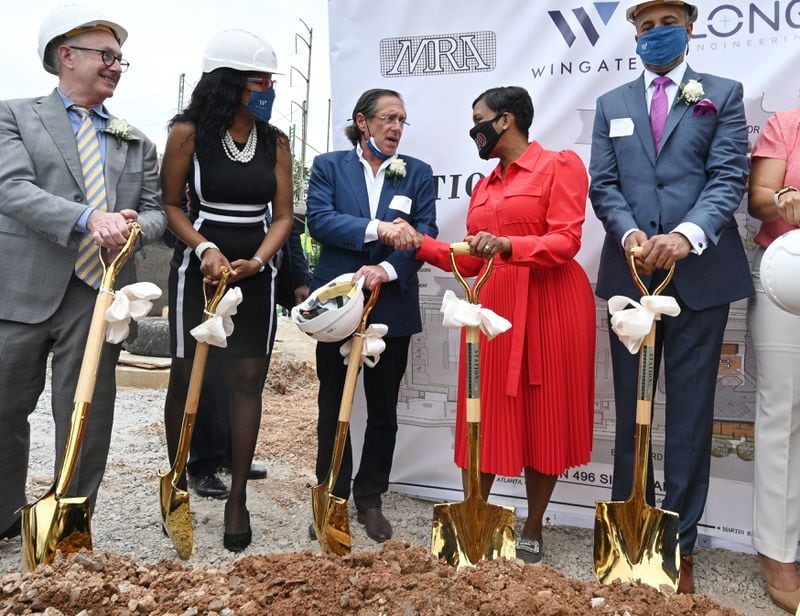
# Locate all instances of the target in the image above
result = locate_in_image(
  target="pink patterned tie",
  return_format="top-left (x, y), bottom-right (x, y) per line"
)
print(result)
top-left (649, 76), bottom-right (672, 152)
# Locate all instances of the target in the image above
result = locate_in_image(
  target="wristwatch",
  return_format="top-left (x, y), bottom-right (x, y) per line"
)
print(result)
top-left (251, 255), bottom-right (266, 273)
top-left (194, 241), bottom-right (218, 260)
top-left (774, 186), bottom-right (798, 207)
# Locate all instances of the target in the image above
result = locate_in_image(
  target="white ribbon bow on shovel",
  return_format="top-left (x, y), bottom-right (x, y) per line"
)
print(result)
top-left (607, 294), bottom-right (681, 354)
top-left (104, 282), bottom-right (163, 344)
top-left (190, 287), bottom-right (243, 348)
top-left (439, 289), bottom-right (511, 339)
top-left (339, 323), bottom-right (389, 368)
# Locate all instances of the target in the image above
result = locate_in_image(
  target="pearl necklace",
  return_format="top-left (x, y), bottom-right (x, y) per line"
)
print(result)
top-left (221, 126), bottom-right (257, 163)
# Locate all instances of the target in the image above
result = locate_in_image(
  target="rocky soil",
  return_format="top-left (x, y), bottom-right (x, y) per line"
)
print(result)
top-left (0, 318), bottom-right (784, 615)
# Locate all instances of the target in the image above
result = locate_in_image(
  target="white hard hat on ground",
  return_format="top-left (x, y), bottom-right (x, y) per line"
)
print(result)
top-left (760, 229), bottom-right (800, 316)
top-left (202, 29), bottom-right (283, 74)
top-left (291, 274), bottom-right (365, 342)
top-left (625, 1), bottom-right (699, 24)
top-left (38, 4), bottom-right (127, 75)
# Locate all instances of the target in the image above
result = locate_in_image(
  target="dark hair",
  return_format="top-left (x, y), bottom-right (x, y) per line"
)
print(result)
top-left (344, 88), bottom-right (403, 145)
top-left (472, 86), bottom-right (534, 138)
top-left (170, 68), bottom-right (286, 160)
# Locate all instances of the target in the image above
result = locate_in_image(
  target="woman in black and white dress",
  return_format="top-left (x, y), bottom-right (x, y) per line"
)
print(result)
top-left (160, 29), bottom-right (292, 552)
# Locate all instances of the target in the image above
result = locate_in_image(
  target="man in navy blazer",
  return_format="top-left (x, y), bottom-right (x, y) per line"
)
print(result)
top-left (306, 88), bottom-right (437, 542)
top-left (589, 0), bottom-right (752, 593)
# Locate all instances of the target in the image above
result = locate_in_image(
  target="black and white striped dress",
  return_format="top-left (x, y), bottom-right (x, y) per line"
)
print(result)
top-left (168, 127), bottom-right (279, 359)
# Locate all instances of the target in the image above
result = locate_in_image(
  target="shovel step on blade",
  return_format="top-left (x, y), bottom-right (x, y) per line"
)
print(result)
top-left (21, 494), bottom-right (92, 571)
top-left (593, 499), bottom-right (680, 589)
top-left (431, 497), bottom-right (516, 569)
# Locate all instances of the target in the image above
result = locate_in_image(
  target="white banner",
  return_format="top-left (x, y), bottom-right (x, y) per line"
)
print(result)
top-left (329, 0), bottom-right (800, 553)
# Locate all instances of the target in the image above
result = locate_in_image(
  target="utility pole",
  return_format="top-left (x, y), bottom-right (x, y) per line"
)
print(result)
top-left (326, 97), bottom-right (331, 152)
top-left (291, 19), bottom-right (313, 195)
top-left (177, 73), bottom-right (185, 113)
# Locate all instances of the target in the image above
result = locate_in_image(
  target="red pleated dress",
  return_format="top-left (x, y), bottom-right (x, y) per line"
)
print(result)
top-left (416, 141), bottom-right (596, 476)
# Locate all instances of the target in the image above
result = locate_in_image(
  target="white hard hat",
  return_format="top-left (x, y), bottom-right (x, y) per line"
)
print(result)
top-left (202, 29), bottom-right (283, 75)
top-left (626, 1), bottom-right (698, 24)
top-left (38, 4), bottom-right (128, 75)
top-left (760, 229), bottom-right (800, 316)
top-left (291, 274), bottom-right (365, 342)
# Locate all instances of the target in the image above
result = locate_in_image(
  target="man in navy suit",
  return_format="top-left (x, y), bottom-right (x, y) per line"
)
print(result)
top-left (306, 88), bottom-right (437, 542)
top-left (589, 0), bottom-right (752, 593)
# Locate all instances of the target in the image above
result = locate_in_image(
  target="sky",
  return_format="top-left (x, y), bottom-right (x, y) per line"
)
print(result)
top-left (3, 0), bottom-right (332, 162)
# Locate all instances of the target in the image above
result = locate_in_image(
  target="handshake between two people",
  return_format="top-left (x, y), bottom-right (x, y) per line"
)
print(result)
top-left (377, 218), bottom-right (511, 257)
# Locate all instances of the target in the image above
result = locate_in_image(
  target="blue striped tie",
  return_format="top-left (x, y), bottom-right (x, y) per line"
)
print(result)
top-left (72, 105), bottom-right (108, 289)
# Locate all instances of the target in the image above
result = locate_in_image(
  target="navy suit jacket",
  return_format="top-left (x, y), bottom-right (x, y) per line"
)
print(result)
top-left (589, 66), bottom-right (753, 309)
top-left (306, 148), bottom-right (438, 337)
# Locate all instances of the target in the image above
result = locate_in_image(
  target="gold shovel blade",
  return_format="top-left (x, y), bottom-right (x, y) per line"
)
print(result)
top-left (159, 473), bottom-right (194, 560)
top-left (593, 499), bottom-right (680, 589)
top-left (21, 494), bottom-right (92, 571)
top-left (311, 484), bottom-right (351, 555)
top-left (431, 496), bottom-right (516, 569)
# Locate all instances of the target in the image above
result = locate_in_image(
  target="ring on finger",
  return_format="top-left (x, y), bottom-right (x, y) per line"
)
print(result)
top-left (483, 244), bottom-right (492, 253)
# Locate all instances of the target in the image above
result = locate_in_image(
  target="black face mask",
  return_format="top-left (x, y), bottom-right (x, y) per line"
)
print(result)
top-left (469, 113), bottom-right (504, 160)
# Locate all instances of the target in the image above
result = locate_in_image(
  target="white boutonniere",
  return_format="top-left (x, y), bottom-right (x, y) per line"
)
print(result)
top-left (386, 157), bottom-right (407, 183)
top-left (675, 79), bottom-right (704, 106)
top-left (103, 118), bottom-right (138, 148)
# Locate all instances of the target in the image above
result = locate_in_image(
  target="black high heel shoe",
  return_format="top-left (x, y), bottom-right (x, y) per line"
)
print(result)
top-left (223, 510), bottom-right (251, 552)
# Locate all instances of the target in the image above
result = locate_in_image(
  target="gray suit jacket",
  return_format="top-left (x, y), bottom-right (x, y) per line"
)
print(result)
top-left (0, 89), bottom-right (165, 323)
top-left (589, 66), bottom-right (754, 310)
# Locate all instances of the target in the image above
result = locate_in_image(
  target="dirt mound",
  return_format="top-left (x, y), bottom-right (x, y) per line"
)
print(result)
top-left (0, 542), bottom-right (739, 615)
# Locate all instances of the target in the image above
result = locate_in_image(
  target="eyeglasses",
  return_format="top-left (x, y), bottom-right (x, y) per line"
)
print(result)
top-left (69, 46), bottom-right (129, 72)
top-left (376, 113), bottom-right (409, 128)
top-left (246, 76), bottom-right (276, 91)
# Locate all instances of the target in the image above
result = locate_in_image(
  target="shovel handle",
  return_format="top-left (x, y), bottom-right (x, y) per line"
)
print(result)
top-left (170, 269), bottom-right (231, 480)
top-left (628, 246), bottom-right (675, 297)
top-left (56, 223), bottom-right (141, 497)
top-left (449, 242), bottom-right (493, 304)
top-left (336, 282), bottom-right (381, 423)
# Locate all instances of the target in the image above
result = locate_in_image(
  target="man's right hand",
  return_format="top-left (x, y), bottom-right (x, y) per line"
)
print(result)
top-left (378, 219), bottom-right (421, 250)
top-left (87, 209), bottom-right (138, 249)
top-left (624, 230), bottom-right (649, 275)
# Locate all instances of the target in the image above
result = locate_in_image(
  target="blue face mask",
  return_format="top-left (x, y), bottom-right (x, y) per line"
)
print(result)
top-left (246, 88), bottom-right (275, 123)
top-left (636, 25), bottom-right (689, 70)
top-left (367, 136), bottom-right (391, 161)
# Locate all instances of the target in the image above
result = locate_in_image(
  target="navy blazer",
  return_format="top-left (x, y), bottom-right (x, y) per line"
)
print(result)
top-left (589, 66), bottom-right (753, 310)
top-left (306, 148), bottom-right (438, 337)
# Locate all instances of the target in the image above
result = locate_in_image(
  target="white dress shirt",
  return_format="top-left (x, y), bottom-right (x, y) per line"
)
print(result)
top-left (356, 143), bottom-right (398, 281)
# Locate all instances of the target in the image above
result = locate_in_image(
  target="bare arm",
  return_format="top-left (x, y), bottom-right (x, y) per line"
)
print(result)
top-left (229, 134), bottom-right (294, 280)
top-left (749, 157), bottom-right (800, 225)
top-left (160, 122), bottom-right (233, 282)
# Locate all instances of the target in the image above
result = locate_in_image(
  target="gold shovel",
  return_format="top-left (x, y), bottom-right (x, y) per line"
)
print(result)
top-left (593, 249), bottom-right (680, 590)
top-left (311, 283), bottom-right (381, 555)
top-left (21, 223), bottom-right (142, 571)
top-left (431, 242), bottom-right (516, 569)
top-left (159, 268), bottom-right (230, 560)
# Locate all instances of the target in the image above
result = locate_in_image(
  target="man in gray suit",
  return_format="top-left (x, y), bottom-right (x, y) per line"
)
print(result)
top-left (589, 0), bottom-right (752, 593)
top-left (0, 5), bottom-right (165, 540)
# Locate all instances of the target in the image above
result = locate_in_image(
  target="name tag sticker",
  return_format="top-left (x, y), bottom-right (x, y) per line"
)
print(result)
top-left (609, 117), bottom-right (635, 138)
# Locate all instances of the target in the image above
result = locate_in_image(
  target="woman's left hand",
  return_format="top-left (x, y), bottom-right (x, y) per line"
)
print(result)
top-left (465, 232), bottom-right (511, 258)
top-left (229, 258), bottom-right (262, 282)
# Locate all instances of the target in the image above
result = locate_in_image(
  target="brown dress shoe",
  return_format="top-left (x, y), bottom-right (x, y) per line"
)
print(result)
top-left (357, 507), bottom-right (393, 542)
top-left (766, 583), bottom-right (800, 614)
top-left (677, 554), bottom-right (695, 594)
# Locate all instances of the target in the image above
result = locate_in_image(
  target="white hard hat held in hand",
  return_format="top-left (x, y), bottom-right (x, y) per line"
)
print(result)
top-left (760, 229), bottom-right (800, 316)
top-left (291, 274), bottom-right (365, 342)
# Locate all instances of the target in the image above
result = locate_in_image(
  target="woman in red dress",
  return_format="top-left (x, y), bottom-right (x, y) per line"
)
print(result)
top-left (387, 86), bottom-right (595, 563)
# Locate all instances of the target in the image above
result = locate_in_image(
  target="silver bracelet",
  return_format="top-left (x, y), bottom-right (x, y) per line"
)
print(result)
top-left (194, 241), bottom-right (218, 260)
top-left (251, 255), bottom-right (266, 273)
